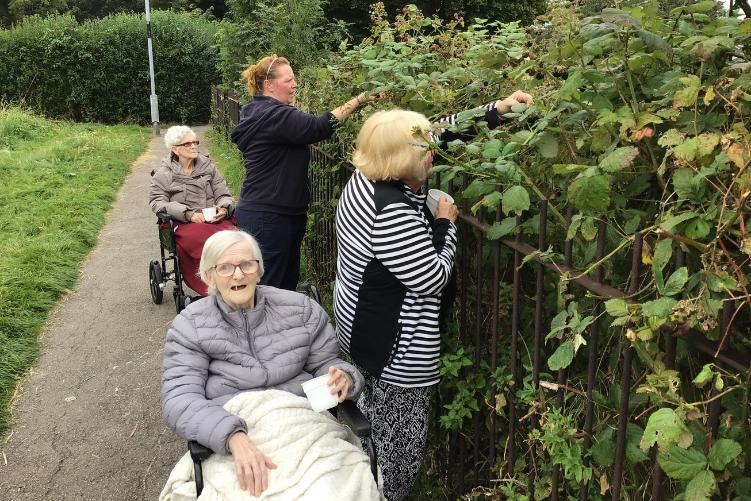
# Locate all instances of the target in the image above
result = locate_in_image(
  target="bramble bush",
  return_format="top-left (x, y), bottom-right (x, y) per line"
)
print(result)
top-left (297, 2), bottom-right (751, 499)
top-left (0, 10), bottom-right (218, 123)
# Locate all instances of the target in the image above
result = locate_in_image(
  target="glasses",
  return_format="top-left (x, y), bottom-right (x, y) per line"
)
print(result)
top-left (214, 259), bottom-right (259, 277)
top-left (175, 140), bottom-right (200, 148)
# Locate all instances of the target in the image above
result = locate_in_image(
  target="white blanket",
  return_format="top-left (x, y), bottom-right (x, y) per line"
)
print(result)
top-left (159, 390), bottom-right (384, 501)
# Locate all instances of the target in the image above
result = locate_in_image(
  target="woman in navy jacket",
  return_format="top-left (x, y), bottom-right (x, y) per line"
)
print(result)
top-left (231, 54), bottom-right (377, 290)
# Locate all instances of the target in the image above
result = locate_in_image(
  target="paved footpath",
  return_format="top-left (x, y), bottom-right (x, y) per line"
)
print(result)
top-left (0, 127), bottom-right (212, 500)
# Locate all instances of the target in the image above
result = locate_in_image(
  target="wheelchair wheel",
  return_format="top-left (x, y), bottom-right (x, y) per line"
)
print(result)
top-left (175, 290), bottom-right (189, 314)
top-left (149, 260), bottom-right (164, 304)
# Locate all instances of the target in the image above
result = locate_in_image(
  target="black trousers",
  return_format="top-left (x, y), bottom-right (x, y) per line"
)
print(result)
top-left (235, 209), bottom-right (307, 291)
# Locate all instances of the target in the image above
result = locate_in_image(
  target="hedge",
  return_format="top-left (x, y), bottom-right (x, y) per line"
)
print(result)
top-left (0, 11), bottom-right (219, 123)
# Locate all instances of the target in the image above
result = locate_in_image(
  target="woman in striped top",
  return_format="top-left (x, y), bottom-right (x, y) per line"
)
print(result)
top-left (335, 93), bottom-right (532, 500)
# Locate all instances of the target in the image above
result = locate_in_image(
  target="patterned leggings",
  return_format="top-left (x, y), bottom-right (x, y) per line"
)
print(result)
top-left (356, 370), bottom-right (433, 501)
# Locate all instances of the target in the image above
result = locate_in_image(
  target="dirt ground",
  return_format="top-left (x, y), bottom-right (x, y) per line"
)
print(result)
top-left (0, 127), bottom-right (212, 500)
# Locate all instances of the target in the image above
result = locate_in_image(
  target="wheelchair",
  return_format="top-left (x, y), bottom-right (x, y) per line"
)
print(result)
top-left (149, 211), bottom-right (190, 313)
top-left (188, 282), bottom-right (379, 496)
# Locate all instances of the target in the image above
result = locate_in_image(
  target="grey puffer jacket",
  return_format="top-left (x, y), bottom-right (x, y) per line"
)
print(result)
top-left (149, 153), bottom-right (234, 222)
top-left (161, 286), bottom-right (364, 455)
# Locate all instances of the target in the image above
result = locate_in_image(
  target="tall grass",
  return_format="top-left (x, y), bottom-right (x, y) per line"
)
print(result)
top-left (0, 107), bottom-right (149, 437)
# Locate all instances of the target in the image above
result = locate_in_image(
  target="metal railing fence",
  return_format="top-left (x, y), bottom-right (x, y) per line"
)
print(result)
top-left (211, 88), bottom-right (750, 499)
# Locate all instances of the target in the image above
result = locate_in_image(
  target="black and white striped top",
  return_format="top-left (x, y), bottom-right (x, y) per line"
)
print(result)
top-left (334, 170), bottom-right (457, 387)
top-left (333, 101), bottom-right (500, 387)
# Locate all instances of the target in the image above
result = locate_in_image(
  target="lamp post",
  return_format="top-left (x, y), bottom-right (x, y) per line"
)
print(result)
top-left (145, 0), bottom-right (160, 136)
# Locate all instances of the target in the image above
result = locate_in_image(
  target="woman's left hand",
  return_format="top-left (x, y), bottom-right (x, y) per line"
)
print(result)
top-left (495, 90), bottom-right (534, 115)
top-left (210, 206), bottom-right (227, 223)
top-left (327, 366), bottom-right (352, 402)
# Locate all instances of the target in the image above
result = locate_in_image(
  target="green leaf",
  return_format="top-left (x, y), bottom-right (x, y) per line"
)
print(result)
top-left (605, 298), bottom-right (629, 317)
top-left (567, 213), bottom-right (583, 240)
top-left (708, 439), bottom-right (742, 471)
top-left (658, 447), bottom-right (707, 480)
top-left (462, 179), bottom-right (496, 199)
top-left (658, 128), bottom-right (685, 147)
top-left (660, 212), bottom-right (699, 231)
top-left (536, 133), bottom-right (559, 159)
top-left (684, 0), bottom-right (719, 13)
top-left (548, 340), bottom-right (575, 371)
top-left (480, 191), bottom-right (503, 211)
top-left (592, 428), bottom-right (616, 467)
top-left (502, 186), bottom-right (530, 216)
top-left (549, 309), bottom-right (569, 336)
top-left (636, 29), bottom-right (671, 54)
top-left (553, 164), bottom-right (592, 175)
top-left (662, 267), bottom-right (689, 297)
top-left (601, 8), bottom-right (642, 29)
top-left (685, 218), bottom-right (711, 239)
top-left (652, 239), bottom-right (673, 272)
top-left (600, 146), bottom-right (639, 172)
top-left (568, 174), bottom-right (611, 212)
top-left (674, 138), bottom-right (699, 162)
top-left (583, 33), bottom-right (617, 56)
top-left (673, 75), bottom-right (701, 108)
top-left (640, 408), bottom-right (691, 451)
top-left (685, 470), bottom-right (716, 501)
top-left (482, 139), bottom-right (503, 160)
top-left (580, 216), bottom-right (597, 241)
top-left (626, 424), bottom-right (649, 463)
top-left (642, 297), bottom-right (678, 317)
top-left (693, 364), bottom-right (713, 387)
top-left (486, 217), bottom-right (518, 240)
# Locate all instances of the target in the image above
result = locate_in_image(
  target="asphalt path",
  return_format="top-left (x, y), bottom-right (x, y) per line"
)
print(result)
top-left (0, 127), bottom-right (211, 500)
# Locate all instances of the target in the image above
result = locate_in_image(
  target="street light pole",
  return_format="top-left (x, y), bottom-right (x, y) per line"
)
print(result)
top-left (145, 0), bottom-right (160, 136)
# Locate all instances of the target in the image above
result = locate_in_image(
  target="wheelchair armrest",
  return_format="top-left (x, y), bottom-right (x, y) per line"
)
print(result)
top-left (188, 440), bottom-right (213, 462)
top-left (336, 399), bottom-right (371, 438)
top-left (156, 211), bottom-right (173, 223)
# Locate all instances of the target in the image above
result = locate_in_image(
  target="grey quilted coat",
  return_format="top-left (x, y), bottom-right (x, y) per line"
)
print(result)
top-left (149, 153), bottom-right (234, 222)
top-left (161, 286), bottom-right (364, 454)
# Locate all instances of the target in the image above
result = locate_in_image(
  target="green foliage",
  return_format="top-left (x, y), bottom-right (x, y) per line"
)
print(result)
top-left (0, 107), bottom-right (149, 438)
top-left (216, 0), bottom-right (347, 93)
top-left (292, 1), bottom-right (751, 498)
top-left (0, 10), bottom-right (218, 123)
top-left (324, 0), bottom-right (547, 43)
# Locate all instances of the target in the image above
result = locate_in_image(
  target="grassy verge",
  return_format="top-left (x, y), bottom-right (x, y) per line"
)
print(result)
top-left (0, 107), bottom-right (149, 438)
top-left (206, 128), bottom-right (245, 196)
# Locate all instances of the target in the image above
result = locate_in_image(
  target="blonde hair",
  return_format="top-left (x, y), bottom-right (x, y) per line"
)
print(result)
top-left (352, 109), bottom-right (432, 182)
top-left (199, 230), bottom-right (264, 295)
top-left (241, 54), bottom-right (291, 96)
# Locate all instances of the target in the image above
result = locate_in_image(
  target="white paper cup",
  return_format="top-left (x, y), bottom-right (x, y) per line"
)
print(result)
top-left (426, 189), bottom-right (454, 217)
top-left (201, 207), bottom-right (216, 221)
top-left (302, 375), bottom-right (339, 412)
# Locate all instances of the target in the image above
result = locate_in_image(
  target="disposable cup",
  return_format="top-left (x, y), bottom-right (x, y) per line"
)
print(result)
top-left (425, 189), bottom-right (454, 217)
top-left (301, 375), bottom-right (339, 412)
top-left (201, 207), bottom-right (217, 221)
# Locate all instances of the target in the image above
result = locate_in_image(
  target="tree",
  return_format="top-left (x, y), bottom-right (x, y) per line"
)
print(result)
top-left (324, 0), bottom-right (547, 42)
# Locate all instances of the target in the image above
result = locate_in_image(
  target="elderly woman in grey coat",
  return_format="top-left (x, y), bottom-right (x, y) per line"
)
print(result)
top-left (149, 125), bottom-right (236, 296)
top-left (161, 229), bottom-right (364, 498)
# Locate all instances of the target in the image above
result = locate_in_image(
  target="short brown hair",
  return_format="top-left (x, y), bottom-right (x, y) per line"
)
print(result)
top-left (352, 109), bottom-right (432, 182)
top-left (241, 54), bottom-right (291, 96)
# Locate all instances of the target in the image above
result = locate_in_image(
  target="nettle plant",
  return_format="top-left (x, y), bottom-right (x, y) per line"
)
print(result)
top-left (298, 2), bottom-right (751, 498)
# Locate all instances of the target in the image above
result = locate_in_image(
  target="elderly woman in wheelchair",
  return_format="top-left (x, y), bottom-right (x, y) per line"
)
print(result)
top-left (149, 125), bottom-right (236, 298)
top-left (160, 230), bottom-right (382, 500)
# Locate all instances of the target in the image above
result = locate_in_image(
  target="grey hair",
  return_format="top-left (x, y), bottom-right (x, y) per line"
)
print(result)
top-left (164, 125), bottom-right (196, 149)
top-left (199, 230), bottom-right (265, 295)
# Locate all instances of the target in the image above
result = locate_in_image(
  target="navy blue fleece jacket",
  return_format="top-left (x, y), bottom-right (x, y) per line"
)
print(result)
top-left (230, 96), bottom-right (337, 215)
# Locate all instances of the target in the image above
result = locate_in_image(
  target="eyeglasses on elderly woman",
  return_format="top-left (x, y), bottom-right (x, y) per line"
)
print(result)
top-left (214, 259), bottom-right (260, 277)
top-left (175, 140), bottom-right (200, 148)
